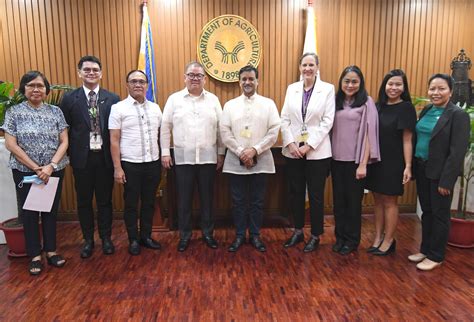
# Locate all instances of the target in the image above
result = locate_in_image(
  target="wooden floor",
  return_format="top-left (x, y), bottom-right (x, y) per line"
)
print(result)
top-left (0, 214), bottom-right (473, 321)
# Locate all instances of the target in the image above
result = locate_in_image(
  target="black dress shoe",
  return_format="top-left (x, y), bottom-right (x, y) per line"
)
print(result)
top-left (372, 239), bottom-right (396, 256)
top-left (102, 238), bottom-right (115, 255)
top-left (250, 236), bottom-right (266, 252)
top-left (80, 240), bottom-right (94, 258)
top-left (332, 240), bottom-right (344, 253)
top-left (303, 236), bottom-right (320, 253)
top-left (228, 237), bottom-right (245, 252)
top-left (128, 240), bottom-right (141, 256)
top-left (339, 245), bottom-right (357, 255)
top-left (140, 237), bottom-right (161, 250)
top-left (283, 232), bottom-right (304, 248)
top-left (203, 235), bottom-right (218, 249)
top-left (177, 239), bottom-right (190, 252)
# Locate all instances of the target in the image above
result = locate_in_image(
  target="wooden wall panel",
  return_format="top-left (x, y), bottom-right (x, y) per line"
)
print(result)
top-left (1, 0), bottom-right (473, 216)
top-left (3, 0), bottom-right (471, 106)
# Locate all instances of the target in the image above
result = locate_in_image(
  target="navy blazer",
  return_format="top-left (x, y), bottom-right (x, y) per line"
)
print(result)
top-left (60, 87), bottom-right (120, 169)
top-left (417, 101), bottom-right (470, 190)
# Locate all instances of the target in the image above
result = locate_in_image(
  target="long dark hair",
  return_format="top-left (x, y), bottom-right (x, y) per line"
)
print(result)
top-left (377, 69), bottom-right (411, 105)
top-left (335, 65), bottom-right (368, 110)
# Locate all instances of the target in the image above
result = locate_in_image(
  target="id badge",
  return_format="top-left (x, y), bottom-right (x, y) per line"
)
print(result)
top-left (240, 126), bottom-right (252, 139)
top-left (298, 132), bottom-right (309, 143)
top-left (298, 125), bottom-right (309, 143)
top-left (90, 132), bottom-right (103, 150)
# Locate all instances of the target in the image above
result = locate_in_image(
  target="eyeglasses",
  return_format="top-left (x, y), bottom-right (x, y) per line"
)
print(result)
top-left (128, 79), bottom-right (148, 85)
top-left (82, 68), bottom-right (101, 74)
top-left (25, 84), bottom-right (46, 90)
top-left (186, 73), bottom-right (205, 80)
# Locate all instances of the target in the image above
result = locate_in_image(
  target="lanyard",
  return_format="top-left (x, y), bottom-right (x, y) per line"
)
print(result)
top-left (301, 84), bottom-right (315, 122)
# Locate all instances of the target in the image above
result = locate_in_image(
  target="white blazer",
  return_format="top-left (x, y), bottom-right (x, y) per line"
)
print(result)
top-left (280, 79), bottom-right (335, 160)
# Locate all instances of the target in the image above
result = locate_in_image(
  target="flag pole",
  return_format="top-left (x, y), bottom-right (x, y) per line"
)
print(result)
top-left (138, 0), bottom-right (157, 102)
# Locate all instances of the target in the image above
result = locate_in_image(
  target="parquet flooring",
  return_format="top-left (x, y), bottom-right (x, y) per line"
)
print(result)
top-left (0, 215), bottom-right (473, 321)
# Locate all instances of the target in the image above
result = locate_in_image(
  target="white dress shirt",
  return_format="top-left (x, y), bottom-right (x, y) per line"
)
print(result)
top-left (161, 88), bottom-right (224, 165)
top-left (280, 79), bottom-right (335, 159)
top-left (220, 93), bottom-right (280, 175)
top-left (83, 85), bottom-right (99, 99)
top-left (109, 95), bottom-right (162, 163)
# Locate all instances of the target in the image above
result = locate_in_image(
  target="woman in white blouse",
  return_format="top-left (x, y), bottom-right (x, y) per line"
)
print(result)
top-left (280, 53), bottom-right (335, 252)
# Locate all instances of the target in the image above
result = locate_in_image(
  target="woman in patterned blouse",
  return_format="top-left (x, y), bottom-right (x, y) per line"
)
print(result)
top-left (4, 71), bottom-right (69, 276)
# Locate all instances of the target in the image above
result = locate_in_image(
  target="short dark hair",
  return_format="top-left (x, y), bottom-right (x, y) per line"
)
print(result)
top-left (126, 70), bottom-right (148, 83)
top-left (185, 61), bottom-right (205, 74)
top-left (335, 65), bottom-right (368, 110)
top-left (239, 65), bottom-right (258, 79)
top-left (299, 52), bottom-right (319, 65)
top-left (19, 70), bottom-right (51, 95)
top-left (377, 69), bottom-right (411, 105)
top-left (77, 55), bottom-right (102, 70)
top-left (428, 73), bottom-right (453, 91)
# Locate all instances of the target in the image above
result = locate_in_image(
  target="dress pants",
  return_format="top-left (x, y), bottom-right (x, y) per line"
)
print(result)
top-left (228, 174), bottom-right (267, 238)
top-left (415, 159), bottom-right (453, 262)
top-left (331, 160), bottom-right (365, 248)
top-left (121, 160), bottom-right (161, 241)
top-left (286, 157), bottom-right (330, 236)
top-left (12, 169), bottom-right (65, 258)
top-left (73, 150), bottom-right (114, 240)
top-left (175, 164), bottom-right (216, 240)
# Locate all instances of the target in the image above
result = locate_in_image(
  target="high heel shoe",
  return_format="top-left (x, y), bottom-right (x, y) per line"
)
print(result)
top-left (366, 239), bottom-right (384, 253)
top-left (372, 239), bottom-right (396, 256)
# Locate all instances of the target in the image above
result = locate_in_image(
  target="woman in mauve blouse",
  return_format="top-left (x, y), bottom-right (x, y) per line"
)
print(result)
top-left (331, 65), bottom-right (380, 255)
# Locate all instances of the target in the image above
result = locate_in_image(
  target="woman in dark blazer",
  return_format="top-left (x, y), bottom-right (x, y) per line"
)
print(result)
top-left (409, 73), bottom-right (470, 271)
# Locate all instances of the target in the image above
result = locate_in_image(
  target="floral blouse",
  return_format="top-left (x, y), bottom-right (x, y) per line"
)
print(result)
top-left (3, 101), bottom-right (69, 172)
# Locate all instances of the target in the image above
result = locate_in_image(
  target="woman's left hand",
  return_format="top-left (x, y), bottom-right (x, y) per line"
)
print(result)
top-left (35, 164), bottom-right (53, 183)
top-left (438, 186), bottom-right (451, 196)
top-left (355, 164), bottom-right (367, 180)
top-left (402, 167), bottom-right (412, 184)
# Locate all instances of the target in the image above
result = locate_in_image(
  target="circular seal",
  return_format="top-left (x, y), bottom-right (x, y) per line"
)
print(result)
top-left (197, 15), bottom-right (262, 83)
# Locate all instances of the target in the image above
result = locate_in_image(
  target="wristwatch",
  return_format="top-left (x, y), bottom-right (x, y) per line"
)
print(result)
top-left (50, 162), bottom-right (58, 171)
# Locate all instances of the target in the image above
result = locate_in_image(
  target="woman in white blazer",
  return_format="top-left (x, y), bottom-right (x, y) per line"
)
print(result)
top-left (280, 53), bottom-right (335, 252)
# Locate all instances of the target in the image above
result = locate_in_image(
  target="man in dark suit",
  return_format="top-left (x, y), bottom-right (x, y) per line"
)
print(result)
top-left (60, 55), bottom-right (120, 258)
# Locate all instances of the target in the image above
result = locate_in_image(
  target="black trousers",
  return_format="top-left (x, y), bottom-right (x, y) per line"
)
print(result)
top-left (73, 151), bottom-right (114, 241)
top-left (12, 169), bottom-right (65, 258)
top-left (286, 157), bottom-right (330, 236)
top-left (331, 160), bottom-right (365, 248)
top-left (415, 159), bottom-right (453, 262)
top-left (121, 160), bottom-right (161, 241)
top-left (228, 174), bottom-right (267, 238)
top-left (175, 164), bottom-right (216, 240)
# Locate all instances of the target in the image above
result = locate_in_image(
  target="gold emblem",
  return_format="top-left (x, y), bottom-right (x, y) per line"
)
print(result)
top-left (197, 15), bottom-right (262, 83)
